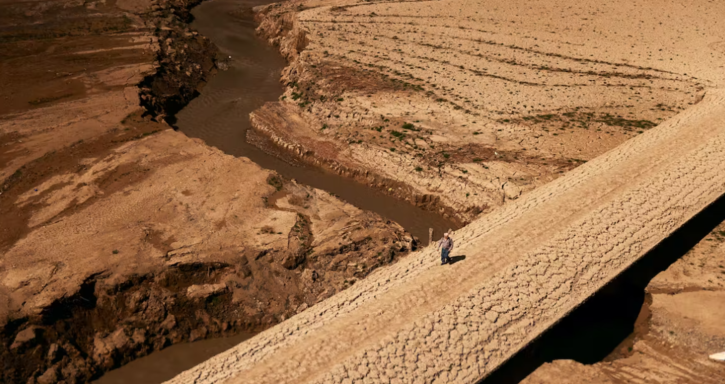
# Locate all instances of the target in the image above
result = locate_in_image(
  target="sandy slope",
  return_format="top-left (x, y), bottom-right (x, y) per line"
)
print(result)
top-left (167, 82), bottom-right (725, 383)
top-left (250, 0), bottom-right (724, 223)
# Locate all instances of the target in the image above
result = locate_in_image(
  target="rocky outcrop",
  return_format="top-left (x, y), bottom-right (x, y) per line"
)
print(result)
top-left (187, 284), bottom-right (228, 299)
top-left (138, 0), bottom-right (219, 124)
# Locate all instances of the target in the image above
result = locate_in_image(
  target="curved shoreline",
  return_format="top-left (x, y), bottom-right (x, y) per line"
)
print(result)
top-left (173, 0), bottom-right (459, 240)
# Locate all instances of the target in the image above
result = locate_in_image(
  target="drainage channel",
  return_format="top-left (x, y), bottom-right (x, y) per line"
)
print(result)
top-left (174, 0), bottom-right (458, 243)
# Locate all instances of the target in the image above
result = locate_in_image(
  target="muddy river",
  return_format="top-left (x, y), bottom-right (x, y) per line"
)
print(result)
top-left (93, 0), bottom-right (456, 381)
top-left (93, 333), bottom-right (252, 384)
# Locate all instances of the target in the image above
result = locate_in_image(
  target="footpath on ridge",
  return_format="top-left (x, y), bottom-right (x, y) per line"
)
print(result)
top-left (167, 89), bottom-right (725, 383)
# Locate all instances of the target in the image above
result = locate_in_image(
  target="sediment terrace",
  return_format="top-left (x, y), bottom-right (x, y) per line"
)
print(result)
top-left (248, 0), bottom-right (724, 225)
top-left (169, 88), bottom-right (725, 383)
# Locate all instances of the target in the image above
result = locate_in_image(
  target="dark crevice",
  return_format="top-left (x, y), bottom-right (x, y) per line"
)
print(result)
top-left (137, 0), bottom-right (218, 127)
top-left (479, 191), bottom-right (725, 384)
top-left (42, 275), bottom-right (100, 325)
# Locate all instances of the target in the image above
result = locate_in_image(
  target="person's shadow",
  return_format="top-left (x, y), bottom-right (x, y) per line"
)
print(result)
top-left (449, 255), bottom-right (466, 264)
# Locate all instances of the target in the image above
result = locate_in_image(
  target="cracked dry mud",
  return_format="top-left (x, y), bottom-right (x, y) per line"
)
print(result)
top-left (168, 86), bottom-right (725, 383)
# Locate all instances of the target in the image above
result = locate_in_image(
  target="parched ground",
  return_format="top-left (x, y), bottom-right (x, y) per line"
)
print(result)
top-left (0, 0), bottom-right (157, 183)
top-left (523, 221), bottom-right (725, 384)
top-left (3, 0), bottom-right (725, 383)
top-left (162, 0), bottom-right (725, 382)
top-left (0, 0), bottom-right (415, 383)
top-left (167, 87), bottom-right (725, 383)
top-left (250, 0), bottom-right (724, 223)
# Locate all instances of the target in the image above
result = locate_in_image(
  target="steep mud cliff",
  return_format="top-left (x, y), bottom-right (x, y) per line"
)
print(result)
top-left (137, 0), bottom-right (219, 124)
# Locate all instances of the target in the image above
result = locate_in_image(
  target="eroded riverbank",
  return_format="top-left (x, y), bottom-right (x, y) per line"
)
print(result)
top-left (175, 0), bottom-right (457, 242)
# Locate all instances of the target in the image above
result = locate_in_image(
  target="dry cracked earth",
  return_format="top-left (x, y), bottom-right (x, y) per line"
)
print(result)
top-left (168, 0), bottom-right (725, 383)
top-left (1, 0), bottom-right (725, 383)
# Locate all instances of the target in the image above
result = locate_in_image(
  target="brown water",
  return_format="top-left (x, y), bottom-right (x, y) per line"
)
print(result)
top-left (175, 0), bottom-right (457, 242)
top-left (93, 333), bottom-right (252, 384)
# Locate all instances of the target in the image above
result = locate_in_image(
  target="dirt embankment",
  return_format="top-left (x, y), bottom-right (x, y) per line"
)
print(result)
top-left (247, 0), bottom-right (721, 225)
top-left (137, 0), bottom-right (219, 124)
top-left (1, 127), bottom-right (415, 383)
top-left (0, 0), bottom-right (416, 383)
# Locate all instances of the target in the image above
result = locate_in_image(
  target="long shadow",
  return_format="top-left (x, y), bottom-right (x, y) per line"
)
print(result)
top-left (478, 191), bottom-right (725, 384)
top-left (449, 255), bottom-right (467, 265)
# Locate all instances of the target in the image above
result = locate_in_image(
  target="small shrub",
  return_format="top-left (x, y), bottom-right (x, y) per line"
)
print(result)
top-left (267, 175), bottom-right (283, 191)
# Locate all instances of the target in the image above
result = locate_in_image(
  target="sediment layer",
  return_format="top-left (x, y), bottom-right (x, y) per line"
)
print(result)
top-left (246, 0), bottom-right (723, 224)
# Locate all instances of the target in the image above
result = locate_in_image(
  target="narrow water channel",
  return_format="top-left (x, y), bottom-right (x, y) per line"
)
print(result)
top-left (93, 333), bottom-right (253, 384)
top-left (94, 0), bottom-right (456, 382)
top-left (175, 0), bottom-right (458, 242)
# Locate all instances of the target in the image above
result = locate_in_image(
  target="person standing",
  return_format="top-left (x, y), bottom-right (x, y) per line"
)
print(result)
top-left (437, 232), bottom-right (454, 265)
